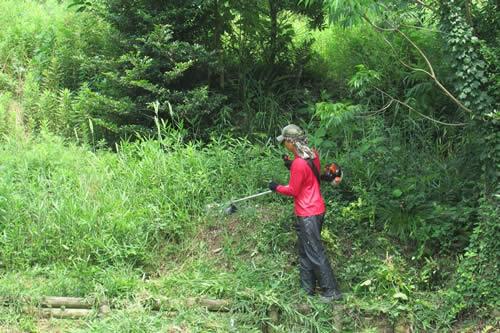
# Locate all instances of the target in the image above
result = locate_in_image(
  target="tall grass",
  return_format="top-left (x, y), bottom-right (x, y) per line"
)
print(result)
top-left (309, 25), bottom-right (389, 96)
top-left (0, 128), bottom-right (492, 332)
top-left (0, 93), bottom-right (15, 136)
top-left (0, 129), bottom-right (282, 270)
top-left (0, 0), bottom-right (116, 137)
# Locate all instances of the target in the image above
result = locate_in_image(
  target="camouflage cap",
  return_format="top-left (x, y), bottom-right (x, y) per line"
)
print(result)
top-left (276, 124), bottom-right (305, 143)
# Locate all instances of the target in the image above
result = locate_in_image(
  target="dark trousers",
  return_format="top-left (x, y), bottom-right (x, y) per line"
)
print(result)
top-left (295, 214), bottom-right (340, 297)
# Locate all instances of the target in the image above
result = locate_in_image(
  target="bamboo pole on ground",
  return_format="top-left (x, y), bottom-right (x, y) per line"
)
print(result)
top-left (1, 296), bottom-right (110, 318)
top-left (41, 297), bottom-right (93, 309)
top-left (295, 303), bottom-right (312, 314)
top-left (148, 297), bottom-right (231, 312)
top-left (264, 305), bottom-right (280, 333)
top-left (2, 294), bottom-right (319, 329)
top-left (40, 308), bottom-right (94, 319)
top-left (195, 298), bottom-right (231, 312)
top-left (0, 296), bottom-right (94, 309)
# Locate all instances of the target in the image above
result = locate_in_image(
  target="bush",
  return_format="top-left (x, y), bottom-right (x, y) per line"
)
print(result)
top-left (309, 25), bottom-right (394, 98)
top-left (452, 199), bottom-right (500, 316)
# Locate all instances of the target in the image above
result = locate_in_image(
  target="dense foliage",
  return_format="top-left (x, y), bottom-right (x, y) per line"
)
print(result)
top-left (0, 0), bottom-right (498, 331)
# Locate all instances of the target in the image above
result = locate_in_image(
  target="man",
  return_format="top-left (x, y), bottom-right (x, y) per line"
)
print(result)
top-left (269, 124), bottom-right (342, 302)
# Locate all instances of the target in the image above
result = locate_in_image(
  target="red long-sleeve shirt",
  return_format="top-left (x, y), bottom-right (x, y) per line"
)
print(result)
top-left (275, 153), bottom-right (326, 217)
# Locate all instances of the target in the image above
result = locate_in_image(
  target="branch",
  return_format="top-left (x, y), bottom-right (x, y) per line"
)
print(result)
top-left (362, 15), bottom-right (473, 114)
top-left (374, 87), bottom-right (467, 126)
top-left (413, 0), bottom-right (434, 11)
top-left (380, 34), bottom-right (433, 76)
top-left (400, 24), bottom-right (447, 35)
top-left (396, 28), bottom-right (473, 113)
top-left (396, 28), bottom-right (435, 77)
top-left (360, 100), bottom-right (394, 116)
top-left (373, 99), bottom-right (394, 113)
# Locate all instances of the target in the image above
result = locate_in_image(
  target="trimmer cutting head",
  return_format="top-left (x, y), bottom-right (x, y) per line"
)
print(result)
top-left (225, 203), bottom-right (238, 215)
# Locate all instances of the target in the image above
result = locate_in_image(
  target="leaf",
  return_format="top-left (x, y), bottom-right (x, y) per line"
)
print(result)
top-left (392, 189), bottom-right (402, 198)
top-left (67, 0), bottom-right (84, 9)
top-left (393, 292), bottom-right (408, 301)
top-left (360, 279), bottom-right (372, 287)
top-left (315, 127), bottom-right (326, 138)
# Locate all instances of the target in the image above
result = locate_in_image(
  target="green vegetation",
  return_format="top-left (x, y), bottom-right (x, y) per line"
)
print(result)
top-left (0, 0), bottom-right (498, 332)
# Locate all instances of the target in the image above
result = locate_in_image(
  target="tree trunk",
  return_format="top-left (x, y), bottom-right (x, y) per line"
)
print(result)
top-left (213, 0), bottom-right (225, 89)
top-left (268, 0), bottom-right (278, 66)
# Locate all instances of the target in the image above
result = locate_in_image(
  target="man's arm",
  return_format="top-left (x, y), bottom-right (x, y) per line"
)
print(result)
top-left (275, 160), bottom-right (305, 197)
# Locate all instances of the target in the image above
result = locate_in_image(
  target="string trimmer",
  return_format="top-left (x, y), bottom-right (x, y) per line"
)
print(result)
top-left (207, 190), bottom-right (273, 215)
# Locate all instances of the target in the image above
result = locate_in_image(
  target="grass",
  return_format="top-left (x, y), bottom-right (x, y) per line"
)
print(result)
top-left (2, 131), bottom-right (497, 332)
top-left (0, 1), bottom-right (497, 331)
top-left (0, 0), bottom-right (117, 138)
top-left (0, 129), bottom-right (283, 269)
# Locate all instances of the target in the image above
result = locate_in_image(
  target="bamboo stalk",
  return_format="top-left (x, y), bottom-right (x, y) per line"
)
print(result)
top-left (41, 296), bottom-right (93, 309)
top-left (0, 296), bottom-right (94, 309)
top-left (147, 297), bottom-right (231, 312)
top-left (265, 305), bottom-right (280, 333)
top-left (1, 296), bottom-right (110, 319)
top-left (295, 303), bottom-right (311, 315)
top-left (40, 308), bottom-right (93, 319)
top-left (99, 302), bottom-right (111, 316)
top-left (197, 298), bottom-right (231, 312)
top-left (186, 297), bottom-right (231, 312)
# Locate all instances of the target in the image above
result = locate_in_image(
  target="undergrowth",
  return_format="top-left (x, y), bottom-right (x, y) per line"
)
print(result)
top-left (1, 130), bottom-right (497, 332)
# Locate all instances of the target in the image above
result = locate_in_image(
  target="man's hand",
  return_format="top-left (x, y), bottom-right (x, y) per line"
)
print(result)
top-left (269, 181), bottom-right (279, 192)
top-left (332, 176), bottom-right (342, 186)
top-left (282, 155), bottom-right (293, 170)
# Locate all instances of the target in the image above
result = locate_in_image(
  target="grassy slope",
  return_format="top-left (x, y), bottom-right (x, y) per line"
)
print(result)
top-left (1, 134), bottom-right (496, 332)
top-left (0, 2), bottom-right (497, 332)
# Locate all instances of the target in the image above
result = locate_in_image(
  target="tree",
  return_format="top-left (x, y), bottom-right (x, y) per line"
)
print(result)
top-left (303, 0), bottom-right (500, 318)
top-left (71, 0), bottom-right (324, 139)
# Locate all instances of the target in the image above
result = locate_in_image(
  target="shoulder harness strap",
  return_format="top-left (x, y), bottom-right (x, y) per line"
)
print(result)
top-left (306, 159), bottom-right (321, 184)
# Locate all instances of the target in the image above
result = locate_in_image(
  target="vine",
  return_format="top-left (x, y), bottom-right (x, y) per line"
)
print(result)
top-left (439, 0), bottom-right (499, 318)
top-left (439, 0), bottom-right (494, 116)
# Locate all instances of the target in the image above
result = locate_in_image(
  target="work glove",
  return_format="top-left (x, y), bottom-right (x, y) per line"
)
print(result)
top-left (268, 181), bottom-right (279, 192)
top-left (282, 155), bottom-right (293, 170)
